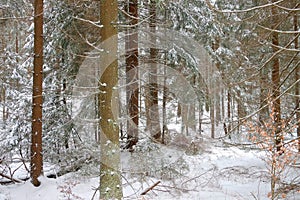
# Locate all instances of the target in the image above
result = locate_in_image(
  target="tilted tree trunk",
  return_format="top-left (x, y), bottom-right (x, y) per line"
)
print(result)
top-left (30, 0), bottom-right (44, 187)
top-left (99, 0), bottom-right (122, 199)
top-left (148, 0), bottom-right (161, 139)
top-left (125, 0), bottom-right (139, 149)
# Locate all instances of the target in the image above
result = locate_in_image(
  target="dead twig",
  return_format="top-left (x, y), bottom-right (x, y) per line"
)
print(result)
top-left (181, 167), bottom-right (215, 187)
top-left (140, 181), bottom-right (161, 195)
top-left (159, 184), bottom-right (198, 193)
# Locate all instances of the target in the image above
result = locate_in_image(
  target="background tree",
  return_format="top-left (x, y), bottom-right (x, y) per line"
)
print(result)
top-left (0, 0), bottom-right (33, 168)
top-left (294, 3), bottom-right (300, 151)
top-left (125, 0), bottom-right (139, 149)
top-left (148, 0), bottom-right (161, 140)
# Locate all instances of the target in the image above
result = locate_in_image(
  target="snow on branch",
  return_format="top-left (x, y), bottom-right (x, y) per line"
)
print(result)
top-left (205, 0), bottom-right (286, 13)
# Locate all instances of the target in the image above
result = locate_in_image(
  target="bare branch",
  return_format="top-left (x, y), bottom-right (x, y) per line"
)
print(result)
top-left (205, 0), bottom-right (285, 13)
top-left (140, 181), bottom-right (161, 195)
top-left (257, 24), bottom-right (300, 35)
top-left (73, 16), bottom-right (103, 28)
top-left (0, 172), bottom-right (22, 183)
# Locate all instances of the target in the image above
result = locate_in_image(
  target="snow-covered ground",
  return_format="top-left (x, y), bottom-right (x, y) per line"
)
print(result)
top-left (2, 135), bottom-right (298, 200)
top-left (1, 114), bottom-right (299, 200)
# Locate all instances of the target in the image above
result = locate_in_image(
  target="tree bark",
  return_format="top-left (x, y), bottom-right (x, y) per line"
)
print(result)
top-left (125, 0), bottom-right (139, 149)
top-left (162, 54), bottom-right (167, 144)
top-left (293, 8), bottom-right (300, 152)
top-left (99, 0), bottom-right (122, 199)
top-left (271, 3), bottom-right (282, 153)
top-left (30, 0), bottom-right (44, 187)
top-left (227, 89), bottom-right (231, 138)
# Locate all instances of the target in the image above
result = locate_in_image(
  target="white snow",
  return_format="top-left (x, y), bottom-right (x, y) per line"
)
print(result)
top-left (2, 137), bottom-right (297, 200)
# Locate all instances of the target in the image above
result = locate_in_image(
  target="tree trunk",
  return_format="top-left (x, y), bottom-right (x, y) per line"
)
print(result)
top-left (190, 74), bottom-right (196, 131)
top-left (2, 88), bottom-right (6, 127)
top-left (148, 0), bottom-right (161, 139)
top-left (259, 67), bottom-right (269, 124)
top-left (212, 38), bottom-right (220, 135)
top-left (145, 85), bottom-right (151, 129)
top-left (162, 64), bottom-right (167, 144)
top-left (99, 0), bottom-right (122, 199)
top-left (221, 88), bottom-right (225, 120)
top-left (30, 0), bottom-right (44, 187)
top-left (227, 89), bottom-right (231, 139)
top-left (271, 3), bottom-right (282, 153)
top-left (198, 101), bottom-right (203, 134)
top-left (210, 97), bottom-right (215, 138)
top-left (293, 8), bottom-right (300, 152)
top-left (215, 92), bottom-right (221, 126)
top-left (125, 0), bottom-right (139, 149)
top-left (237, 90), bottom-right (245, 133)
top-left (162, 35), bottom-right (168, 144)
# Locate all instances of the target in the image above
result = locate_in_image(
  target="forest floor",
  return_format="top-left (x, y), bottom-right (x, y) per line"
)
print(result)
top-left (1, 126), bottom-right (300, 199)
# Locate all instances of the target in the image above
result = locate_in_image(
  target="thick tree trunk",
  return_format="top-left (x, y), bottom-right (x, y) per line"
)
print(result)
top-left (99, 0), bottom-right (122, 199)
top-left (30, 0), bottom-right (44, 187)
top-left (125, 0), bottom-right (139, 149)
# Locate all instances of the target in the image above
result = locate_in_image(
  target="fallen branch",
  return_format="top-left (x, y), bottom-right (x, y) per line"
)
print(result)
top-left (181, 167), bottom-right (215, 187)
top-left (0, 172), bottom-right (22, 183)
top-left (159, 184), bottom-right (198, 193)
top-left (141, 181), bottom-right (161, 195)
top-left (47, 156), bottom-right (93, 179)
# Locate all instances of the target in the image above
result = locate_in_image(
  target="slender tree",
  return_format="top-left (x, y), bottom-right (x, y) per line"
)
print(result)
top-left (99, 0), bottom-right (122, 198)
top-left (30, 0), bottom-right (44, 187)
top-left (148, 0), bottom-right (161, 139)
top-left (294, 4), bottom-right (300, 152)
top-left (271, 1), bottom-right (282, 153)
top-left (125, 0), bottom-right (139, 149)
